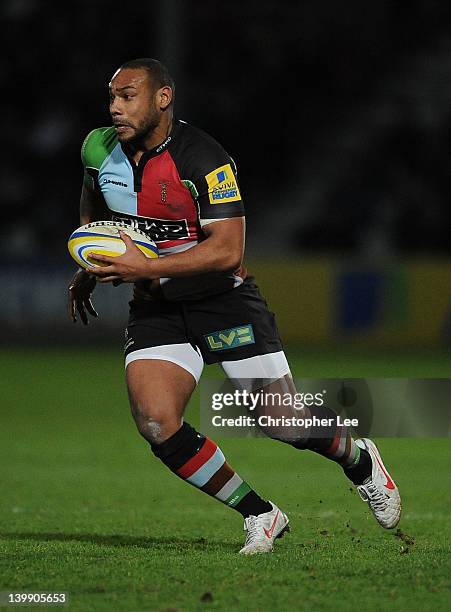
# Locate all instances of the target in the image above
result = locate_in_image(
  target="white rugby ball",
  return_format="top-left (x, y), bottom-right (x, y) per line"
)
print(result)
top-left (68, 220), bottom-right (159, 269)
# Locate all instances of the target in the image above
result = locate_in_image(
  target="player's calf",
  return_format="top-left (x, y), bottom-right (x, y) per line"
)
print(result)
top-left (247, 374), bottom-right (374, 483)
top-left (150, 421), bottom-right (273, 519)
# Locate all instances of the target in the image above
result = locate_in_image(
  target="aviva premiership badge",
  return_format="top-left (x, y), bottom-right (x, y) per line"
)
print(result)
top-left (205, 163), bottom-right (241, 204)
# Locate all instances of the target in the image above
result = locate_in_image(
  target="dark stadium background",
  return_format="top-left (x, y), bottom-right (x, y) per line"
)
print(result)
top-left (3, 0), bottom-right (451, 256)
top-left (2, 0), bottom-right (451, 348)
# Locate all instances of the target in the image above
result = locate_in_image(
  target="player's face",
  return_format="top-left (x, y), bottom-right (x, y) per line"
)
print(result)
top-left (109, 68), bottom-right (160, 144)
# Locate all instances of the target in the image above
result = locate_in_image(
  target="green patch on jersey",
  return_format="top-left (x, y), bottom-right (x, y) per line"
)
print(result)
top-left (181, 179), bottom-right (199, 198)
top-left (81, 127), bottom-right (118, 171)
top-left (204, 324), bottom-right (255, 351)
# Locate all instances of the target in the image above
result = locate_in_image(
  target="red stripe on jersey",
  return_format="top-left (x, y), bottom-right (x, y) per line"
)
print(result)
top-left (136, 150), bottom-right (200, 248)
top-left (177, 438), bottom-right (217, 479)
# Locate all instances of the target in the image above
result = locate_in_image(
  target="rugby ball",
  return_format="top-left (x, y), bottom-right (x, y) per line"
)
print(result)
top-left (67, 220), bottom-right (158, 269)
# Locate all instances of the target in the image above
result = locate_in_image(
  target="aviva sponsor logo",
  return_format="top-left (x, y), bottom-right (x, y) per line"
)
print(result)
top-left (205, 163), bottom-right (241, 204)
top-left (204, 324), bottom-right (255, 351)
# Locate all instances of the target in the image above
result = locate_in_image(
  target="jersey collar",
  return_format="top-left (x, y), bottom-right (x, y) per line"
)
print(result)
top-left (120, 118), bottom-right (181, 165)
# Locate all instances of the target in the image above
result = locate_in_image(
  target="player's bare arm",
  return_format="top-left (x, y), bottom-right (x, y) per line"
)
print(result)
top-left (87, 217), bottom-right (245, 284)
top-left (79, 181), bottom-right (111, 225)
top-left (67, 182), bottom-right (109, 324)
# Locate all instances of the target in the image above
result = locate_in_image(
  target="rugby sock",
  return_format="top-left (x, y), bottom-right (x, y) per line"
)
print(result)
top-left (291, 405), bottom-right (372, 483)
top-left (151, 422), bottom-right (272, 518)
top-left (343, 446), bottom-right (373, 485)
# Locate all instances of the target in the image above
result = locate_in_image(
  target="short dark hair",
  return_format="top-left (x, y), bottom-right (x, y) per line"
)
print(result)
top-left (120, 58), bottom-right (175, 99)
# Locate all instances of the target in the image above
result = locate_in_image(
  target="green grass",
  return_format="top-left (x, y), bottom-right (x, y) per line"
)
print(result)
top-left (1, 348), bottom-right (450, 611)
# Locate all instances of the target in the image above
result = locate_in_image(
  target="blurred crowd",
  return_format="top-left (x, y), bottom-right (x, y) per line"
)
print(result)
top-left (2, 0), bottom-right (450, 260)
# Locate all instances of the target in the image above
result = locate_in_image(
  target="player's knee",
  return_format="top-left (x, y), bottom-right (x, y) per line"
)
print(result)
top-left (138, 416), bottom-right (165, 444)
top-left (129, 400), bottom-right (174, 444)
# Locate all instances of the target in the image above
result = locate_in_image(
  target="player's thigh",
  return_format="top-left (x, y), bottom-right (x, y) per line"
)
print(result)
top-left (126, 344), bottom-right (204, 441)
top-left (222, 352), bottom-right (305, 442)
top-left (126, 358), bottom-right (196, 419)
top-left (124, 298), bottom-right (204, 440)
top-left (221, 350), bottom-right (291, 392)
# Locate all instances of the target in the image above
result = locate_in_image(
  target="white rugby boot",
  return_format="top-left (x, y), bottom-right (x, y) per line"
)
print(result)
top-left (239, 502), bottom-right (290, 555)
top-left (355, 438), bottom-right (401, 529)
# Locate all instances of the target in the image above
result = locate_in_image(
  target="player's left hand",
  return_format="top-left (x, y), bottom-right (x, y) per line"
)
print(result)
top-left (87, 230), bottom-right (155, 283)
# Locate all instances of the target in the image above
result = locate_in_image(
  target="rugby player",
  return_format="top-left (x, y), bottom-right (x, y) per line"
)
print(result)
top-left (68, 58), bottom-right (401, 554)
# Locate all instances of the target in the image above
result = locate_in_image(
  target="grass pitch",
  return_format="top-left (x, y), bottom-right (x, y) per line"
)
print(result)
top-left (1, 347), bottom-right (450, 611)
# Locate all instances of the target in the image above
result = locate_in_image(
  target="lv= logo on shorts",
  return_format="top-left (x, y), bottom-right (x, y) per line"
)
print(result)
top-left (204, 324), bottom-right (255, 351)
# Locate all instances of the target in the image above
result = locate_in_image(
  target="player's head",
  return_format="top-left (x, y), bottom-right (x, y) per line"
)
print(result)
top-left (109, 58), bottom-right (175, 144)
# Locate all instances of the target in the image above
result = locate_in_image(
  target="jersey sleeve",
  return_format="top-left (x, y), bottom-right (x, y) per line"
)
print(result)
top-left (181, 131), bottom-right (245, 222)
top-left (81, 127), bottom-right (117, 190)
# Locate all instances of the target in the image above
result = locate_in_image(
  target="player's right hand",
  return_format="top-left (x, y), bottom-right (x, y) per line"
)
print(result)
top-left (68, 269), bottom-right (98, 325)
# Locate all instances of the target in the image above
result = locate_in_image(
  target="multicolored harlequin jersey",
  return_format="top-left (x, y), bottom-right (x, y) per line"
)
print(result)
top-left (81, 119), bottom-right (245, 300)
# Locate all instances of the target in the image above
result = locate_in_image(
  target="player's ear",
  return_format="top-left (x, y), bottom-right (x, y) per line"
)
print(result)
top-left (158, 86), bottom-right (173, 111)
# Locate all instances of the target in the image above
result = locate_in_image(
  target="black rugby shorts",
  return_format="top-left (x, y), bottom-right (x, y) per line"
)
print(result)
top-left (124, 277), bottom-right (284, 365)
